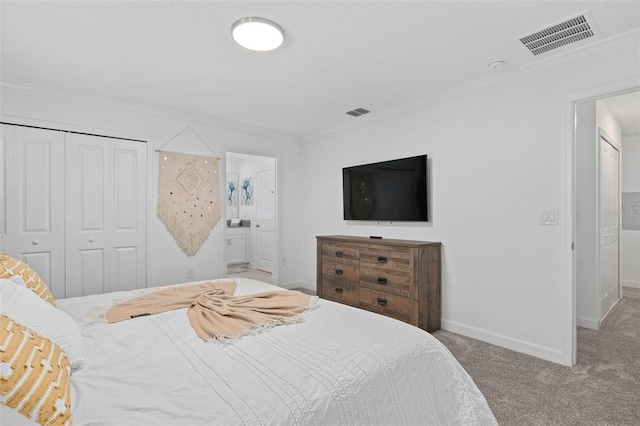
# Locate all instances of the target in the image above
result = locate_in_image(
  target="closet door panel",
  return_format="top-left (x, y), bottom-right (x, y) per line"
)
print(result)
top-left (78, 248), bottom-right (106, 296)
top-left (113, 246), bottom-right (137, 292)
top-left (110, 140), bottom-right (147, 292)
top-left (65, 134), bottom-right (109, 297)
top-left (3, 125), bottom-right (66, 299)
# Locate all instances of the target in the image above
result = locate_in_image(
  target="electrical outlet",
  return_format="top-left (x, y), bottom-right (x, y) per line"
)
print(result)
top-left (187, 268), bottom-right (195, 279)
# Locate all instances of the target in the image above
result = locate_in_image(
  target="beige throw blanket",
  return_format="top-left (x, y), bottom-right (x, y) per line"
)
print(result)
top-left (105, 281), bottom-right (317, 340)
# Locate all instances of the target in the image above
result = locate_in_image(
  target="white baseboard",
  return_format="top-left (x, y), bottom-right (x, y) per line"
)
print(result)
top-left (441, 319), bottom-right (569, 366)
top-left (279, 280), bottom-right (315, 291)
top-left (622, 280), bottom-right (640, 289)
top-left (576, 316), bottom-right (599, 330)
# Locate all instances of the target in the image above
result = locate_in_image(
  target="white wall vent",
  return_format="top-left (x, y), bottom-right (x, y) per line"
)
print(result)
top-left (518, 11), bottom-right (599, 56)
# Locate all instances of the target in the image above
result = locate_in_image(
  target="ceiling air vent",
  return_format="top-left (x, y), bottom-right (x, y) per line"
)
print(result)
top-left (518, 12), bottom-right (598, 56)
top-left (346, 108), bottom-right (370, 117)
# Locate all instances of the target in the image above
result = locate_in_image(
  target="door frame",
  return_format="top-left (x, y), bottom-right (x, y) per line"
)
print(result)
top-left (224, 151), bottom-right (280, 285)
top-left (563, 78), bottom-right (639, 366)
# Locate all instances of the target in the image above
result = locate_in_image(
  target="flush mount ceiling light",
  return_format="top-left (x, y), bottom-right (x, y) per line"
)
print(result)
top-left (232, 17), bottom-right (284, 51)
top-left (487, 60), bottom-right (505, 70)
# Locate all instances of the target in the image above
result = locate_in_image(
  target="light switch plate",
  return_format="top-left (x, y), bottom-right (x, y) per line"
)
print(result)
top-left (540, 210), bottom-right (559, 225)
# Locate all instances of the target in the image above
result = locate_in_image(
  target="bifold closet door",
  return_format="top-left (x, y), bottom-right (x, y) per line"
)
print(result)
top-left (0, 124), bottom-right (66, 298)
top-left (65, 133), bottom-right (147, 297)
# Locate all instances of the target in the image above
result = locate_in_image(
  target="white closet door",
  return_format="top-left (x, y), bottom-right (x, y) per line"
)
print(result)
top-left (1, 125), bottom-right (66, 298)
top-left (599, 137), bottom-right (620, 319)
top-left (65, 133), bottom-right (147, 297)
top-left (109, 138), bottom-right (147, 293)
top-left (65, 134), bottom-right (109, 297)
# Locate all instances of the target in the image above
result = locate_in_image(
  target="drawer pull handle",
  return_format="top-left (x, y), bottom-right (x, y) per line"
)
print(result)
top-left (335, 269), bottom-right (343, 276)
top-left (335, 250), bottom-right (344, 257)
top-left (377, 298), bottom-right (387, 306)
top-left (377, 256), bottom-right (387, 264)
top-left (335, 287), bottom-right (344, 294)
top-left (377, 277), bottom-right (387, 285)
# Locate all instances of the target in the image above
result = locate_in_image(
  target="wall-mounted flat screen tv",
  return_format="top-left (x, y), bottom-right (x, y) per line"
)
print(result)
top-left (343, 155), bottom-right (428, 221)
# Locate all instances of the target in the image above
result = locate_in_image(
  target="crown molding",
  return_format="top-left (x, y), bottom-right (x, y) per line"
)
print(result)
top-left (305, 28), bottom-right (640, 142)
top-left (0, 81), bottom-right (299, 143)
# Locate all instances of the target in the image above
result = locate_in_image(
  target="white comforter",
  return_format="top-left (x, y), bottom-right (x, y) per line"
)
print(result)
top-left (57, 278), bottom-right (496, 425)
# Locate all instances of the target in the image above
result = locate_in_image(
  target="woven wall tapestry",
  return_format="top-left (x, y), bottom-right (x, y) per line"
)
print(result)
top-left (157, 151), bottom-right (221, 256)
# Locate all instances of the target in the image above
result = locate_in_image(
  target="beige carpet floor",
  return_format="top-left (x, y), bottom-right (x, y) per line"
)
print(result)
top-left (434, 287), bottom-right (640, 425)
top-left (227, 267), bottom-right (273, 285)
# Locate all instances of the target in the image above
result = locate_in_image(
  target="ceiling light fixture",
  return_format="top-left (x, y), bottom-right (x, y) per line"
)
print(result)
top-left (232, 17), bottom-right (284, 52)
top-left (487, 60), bottom-right (505, 70)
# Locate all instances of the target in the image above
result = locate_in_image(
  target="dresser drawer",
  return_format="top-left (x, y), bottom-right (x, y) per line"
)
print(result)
top-left (320, 280), bottom-right (359, 306)
top-left (359, 287), bottom-right (410, 323)
top-left (360, 266), bottom-right (411, 296)
top-left (360, 248), bottom-right (411, 272)
top-left (322, 261), bottom-right (359, 282)
top-left (321, 242), bottom-right (359, 264)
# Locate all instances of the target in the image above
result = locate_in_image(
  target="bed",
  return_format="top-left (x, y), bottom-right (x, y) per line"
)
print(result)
top-left (2, 276), bottom-right (496, 425)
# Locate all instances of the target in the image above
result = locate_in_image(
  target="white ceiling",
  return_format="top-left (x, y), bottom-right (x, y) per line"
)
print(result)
top-left (1, 1), bottom-right (639, 137)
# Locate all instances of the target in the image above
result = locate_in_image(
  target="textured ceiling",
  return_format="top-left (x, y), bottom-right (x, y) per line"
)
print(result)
top-left (1, 1), bottom-right (639, 137)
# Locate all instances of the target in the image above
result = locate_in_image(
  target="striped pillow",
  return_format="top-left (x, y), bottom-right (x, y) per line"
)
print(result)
top-left (0, 279), bottom-right (86, 370)
top-left (0, 314), bottom-right (72, 425)
top-left (0, 255), bottom-right (55, 306)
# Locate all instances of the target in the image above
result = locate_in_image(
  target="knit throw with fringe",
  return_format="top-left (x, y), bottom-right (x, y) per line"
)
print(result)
top-left (105, 281), bottom-right (318, 341)
top-left (157, 151), bottom-right (221, 256)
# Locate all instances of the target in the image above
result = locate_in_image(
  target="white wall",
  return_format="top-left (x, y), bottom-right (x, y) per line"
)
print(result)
top-left (225, 157), bottom-right (240, 220)
top-left (299, 46), bottom-right (639, 364)
top-left (0, 84), bottom-right (304, 288)
top-left (621, 135), bottom-right (640, 289)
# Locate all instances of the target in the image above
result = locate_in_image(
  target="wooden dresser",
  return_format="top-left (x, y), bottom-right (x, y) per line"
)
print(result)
top-left (316, 235), bottom-right (441, 332)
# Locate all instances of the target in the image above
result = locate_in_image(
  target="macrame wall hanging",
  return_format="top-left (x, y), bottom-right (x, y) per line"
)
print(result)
top-left (156, 127), bottom-right (221, 256)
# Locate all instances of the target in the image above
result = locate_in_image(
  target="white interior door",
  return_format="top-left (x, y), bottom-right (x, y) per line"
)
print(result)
top-left (2, 125), bottom-right (66, 299)
top-left (599, 136), bottom-right (620, 319)
top-left (255, 168), bottom-right (275, 273)
top-left (66, 133), bottom-right (147, 297)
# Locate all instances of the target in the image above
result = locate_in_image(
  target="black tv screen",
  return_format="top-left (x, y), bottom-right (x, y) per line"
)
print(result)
top-left (343, 155), bottom-right (428, 221)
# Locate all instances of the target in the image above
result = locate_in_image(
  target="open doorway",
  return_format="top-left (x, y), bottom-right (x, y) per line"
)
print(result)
top-left (225, 152), bottom-right (278, 285)
top-left (574, 90), bottom-right (640, 356)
